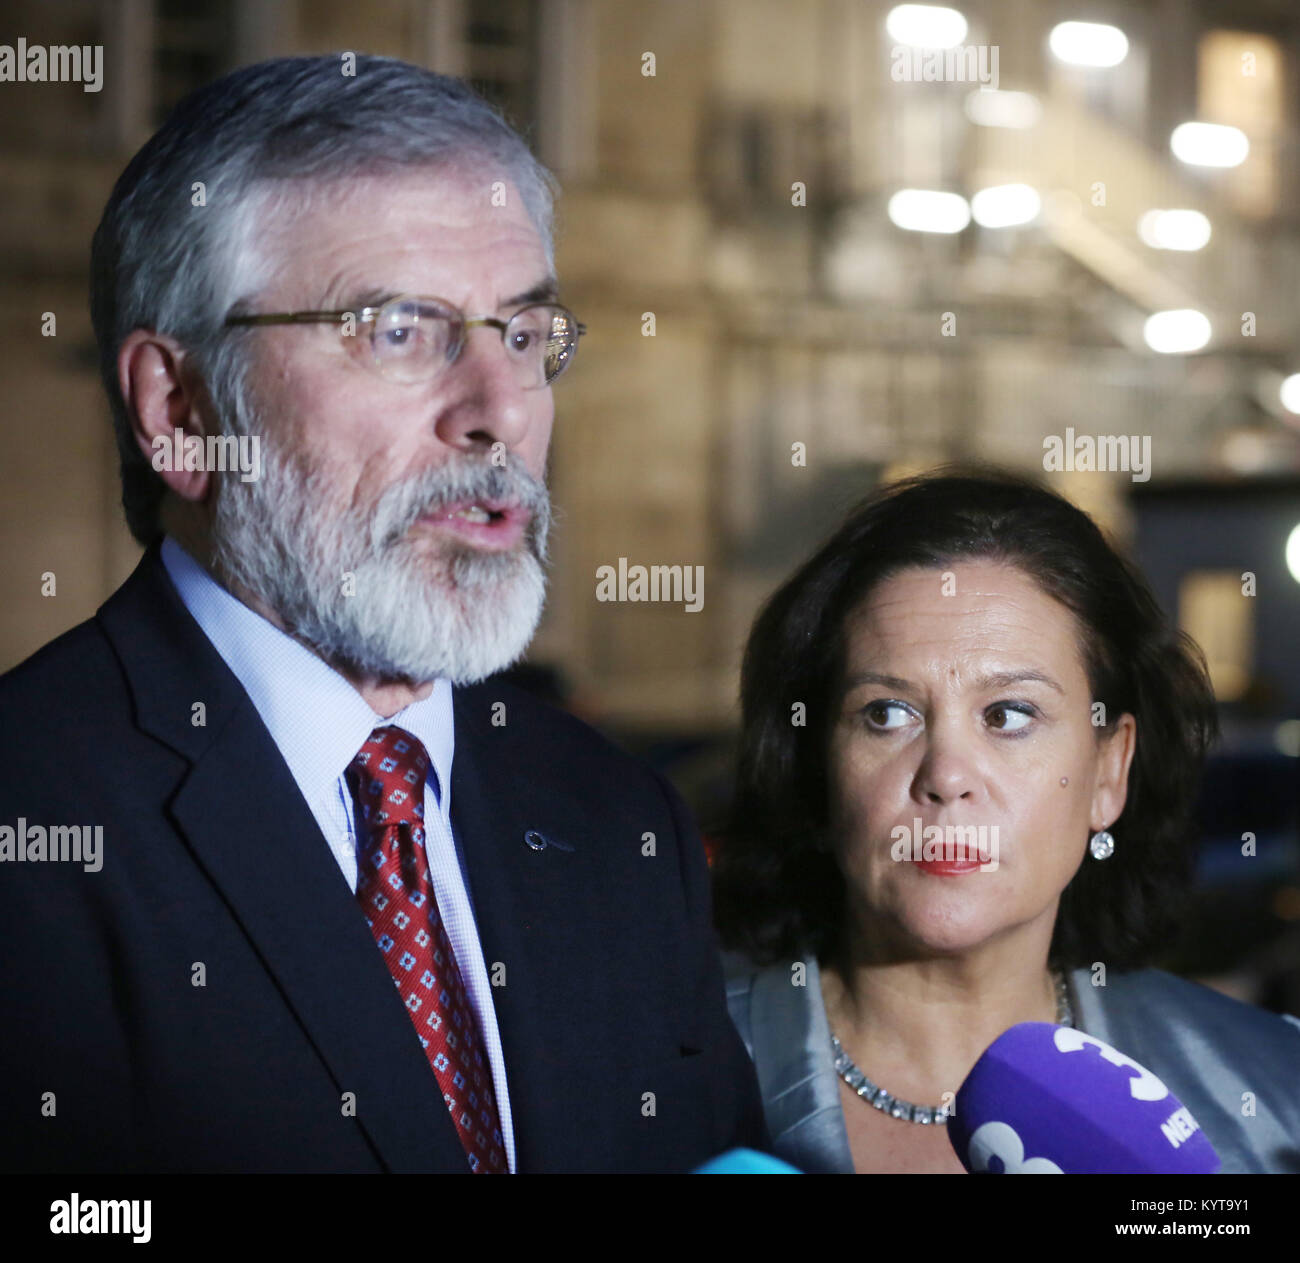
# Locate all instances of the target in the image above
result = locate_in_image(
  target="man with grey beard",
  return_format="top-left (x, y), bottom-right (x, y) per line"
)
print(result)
top-left (0, 56), bottom-right (766, 1175)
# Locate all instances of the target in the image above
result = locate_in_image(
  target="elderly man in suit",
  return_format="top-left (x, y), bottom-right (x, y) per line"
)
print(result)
top-left (0, 55), bottom-right (765, 1174)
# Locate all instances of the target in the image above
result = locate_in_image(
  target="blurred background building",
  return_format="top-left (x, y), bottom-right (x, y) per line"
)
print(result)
top-left (1, 0), bottom-right (1297, 1009)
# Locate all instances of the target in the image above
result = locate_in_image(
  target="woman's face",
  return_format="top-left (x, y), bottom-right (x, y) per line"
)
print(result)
top-left (828, 561), bottom-right (1135, 959)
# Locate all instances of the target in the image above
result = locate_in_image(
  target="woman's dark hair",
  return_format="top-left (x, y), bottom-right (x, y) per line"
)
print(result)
top-left (712, 468), bottom-right (1219, 972)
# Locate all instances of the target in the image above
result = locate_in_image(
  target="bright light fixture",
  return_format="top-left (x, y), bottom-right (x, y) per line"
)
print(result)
top-left (1137, 209), bottom-right (1212, 251)
top-left (1048, 21), bottom-right (1129, 68)
top-left (964, 89), bottom-right (1042, 129)
top-left (886, 5), bottom-right (968, 49)
top-left (1170, 122), bottom-right (1249, 168)
top-left (1275, 719), bottom-right (1300, 757)
top-left (888, 189), bottom-right (971, 234)
top-left (1287, 524), bottom-right (1300, 586)
top-left (1143, 309), bottom-right (1211, 353)
top-left (1280, 374), bottom-right (1300, 414)
top-left (971, 183), bottom-right (1041, 228)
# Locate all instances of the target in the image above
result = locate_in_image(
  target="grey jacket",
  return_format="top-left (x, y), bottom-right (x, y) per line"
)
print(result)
top-left (724, 952), bottom-right (1300, 1174)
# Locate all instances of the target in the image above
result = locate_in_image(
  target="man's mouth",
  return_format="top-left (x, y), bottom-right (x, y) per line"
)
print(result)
top-left (417, 498), bottom-right (529, 551)
top-left (447, 503), bottom-right (504, 524)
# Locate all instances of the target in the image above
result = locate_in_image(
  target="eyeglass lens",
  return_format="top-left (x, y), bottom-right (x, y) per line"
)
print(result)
top-left (369, 299), bottom-right (578, 385)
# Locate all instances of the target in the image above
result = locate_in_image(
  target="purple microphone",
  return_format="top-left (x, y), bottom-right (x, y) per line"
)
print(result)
top-left (947, 1022), bottom-right (1221, 1174)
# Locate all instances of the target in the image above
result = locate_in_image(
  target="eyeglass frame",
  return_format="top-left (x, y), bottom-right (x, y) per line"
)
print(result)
top-left (223, 294), bottom-right (587, 387)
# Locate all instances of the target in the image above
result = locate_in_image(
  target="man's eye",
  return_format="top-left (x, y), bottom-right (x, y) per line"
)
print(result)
top-left (986, 703), bottom-right (1034, 732)
top-left (509, 330), bottom-right (535, 351)
top-left (863, 701), bottom-right (913, 730)
top-left (375, 324), bottom-right (425, 356)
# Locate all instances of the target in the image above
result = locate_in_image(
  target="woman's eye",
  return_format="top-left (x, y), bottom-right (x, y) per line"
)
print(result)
top-left (863, 701), bottom-right (913, 730)
top-left (986, 703), bottom-right (1033, 732)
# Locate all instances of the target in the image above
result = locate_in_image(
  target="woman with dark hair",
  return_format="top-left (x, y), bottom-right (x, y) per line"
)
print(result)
top-left (715, 470), bottom-right (1300, 1174)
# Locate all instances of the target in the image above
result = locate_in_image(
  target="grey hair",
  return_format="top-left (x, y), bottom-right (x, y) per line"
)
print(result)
top-left (91, 54), bottom-right (559, 545)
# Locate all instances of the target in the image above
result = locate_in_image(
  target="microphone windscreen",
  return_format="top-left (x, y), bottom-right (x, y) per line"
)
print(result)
top-left (692, 1148), bottom-right (802, 1174)
top-left (948, 1022), bottom-right (1220, 1173)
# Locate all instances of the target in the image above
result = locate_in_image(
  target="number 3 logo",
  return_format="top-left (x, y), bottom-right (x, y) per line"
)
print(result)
top-left (968, 1121), bottom-right (1063, 1173)
top-left (1053, 1028), bottom-right (1169, 1102)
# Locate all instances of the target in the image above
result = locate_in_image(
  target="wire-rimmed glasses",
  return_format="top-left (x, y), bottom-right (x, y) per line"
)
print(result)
top-left (224, 295), bottom-right (585, 388)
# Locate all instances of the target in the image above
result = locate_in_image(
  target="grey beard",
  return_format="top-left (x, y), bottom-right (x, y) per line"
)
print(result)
top-left (209, 438), bottom-right (551, 687)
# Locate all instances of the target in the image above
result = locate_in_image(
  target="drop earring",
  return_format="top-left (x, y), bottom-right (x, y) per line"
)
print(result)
top-left (1089, 829), bottom-right (1115, 860)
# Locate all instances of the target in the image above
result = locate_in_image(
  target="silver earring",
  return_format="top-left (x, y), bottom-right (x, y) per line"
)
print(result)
top-left (1089, 829), bottom-right (1115, 860)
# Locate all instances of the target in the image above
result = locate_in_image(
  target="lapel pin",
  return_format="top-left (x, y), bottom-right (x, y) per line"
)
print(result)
top-left (523, 829), bottom-right (574, 853)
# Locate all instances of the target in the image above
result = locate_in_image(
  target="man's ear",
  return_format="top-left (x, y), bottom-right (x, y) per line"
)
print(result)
top-left (1092, 712), bottom-right (1137, 833)
top-left (118, 330), bottom-right (213, 504)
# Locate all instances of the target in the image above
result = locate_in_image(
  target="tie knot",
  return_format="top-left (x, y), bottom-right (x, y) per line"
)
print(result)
top-left (347, 725), bottom-right (430, 838)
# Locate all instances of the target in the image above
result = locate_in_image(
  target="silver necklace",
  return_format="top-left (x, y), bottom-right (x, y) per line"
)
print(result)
top-left (829, 969), bottom-right (1074, 1126)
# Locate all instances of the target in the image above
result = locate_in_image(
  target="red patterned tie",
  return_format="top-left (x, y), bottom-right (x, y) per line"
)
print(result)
top-left (347, 726), bottom-right (507, 1174)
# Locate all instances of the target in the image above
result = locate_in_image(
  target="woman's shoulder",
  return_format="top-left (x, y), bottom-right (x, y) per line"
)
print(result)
top-left (1078, 965), bottom-right (1300, 1054)
top-left (721, 948), bottom-right (820, 1053)
top-left (722, 947), bottom-right (820, 993)
top-left (719, 948), bottom-right (856, 1173)
top-left (1072, 964), bottom-right (1300, 1171)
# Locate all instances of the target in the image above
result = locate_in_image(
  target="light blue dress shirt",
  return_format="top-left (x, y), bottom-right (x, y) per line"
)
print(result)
top-left (160, 535), bottom-right (517, 1172)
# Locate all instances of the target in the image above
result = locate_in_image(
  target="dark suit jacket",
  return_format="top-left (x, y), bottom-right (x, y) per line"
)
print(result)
top-left (0, 546), bottom-right (766, 1173)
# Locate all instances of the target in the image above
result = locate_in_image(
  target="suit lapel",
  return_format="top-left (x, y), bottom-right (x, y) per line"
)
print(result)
top-left (98, 548), bottom-right (468, 1172)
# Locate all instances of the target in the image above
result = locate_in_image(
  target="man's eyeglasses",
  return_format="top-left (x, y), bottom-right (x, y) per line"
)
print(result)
top-left (224, 295), bottom-right (586, 389)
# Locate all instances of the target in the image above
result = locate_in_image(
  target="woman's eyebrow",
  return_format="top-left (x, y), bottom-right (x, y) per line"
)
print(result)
top-left (976, 669), bottom-right (1064, 694)
top-left (841, 669), bottom-right (1065, 695)
top-left (843, 671), bottom-right (916, 693)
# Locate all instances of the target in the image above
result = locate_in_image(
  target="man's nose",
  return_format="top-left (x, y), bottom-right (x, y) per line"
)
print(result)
top-left (432, 324), bottom-right (537, 452)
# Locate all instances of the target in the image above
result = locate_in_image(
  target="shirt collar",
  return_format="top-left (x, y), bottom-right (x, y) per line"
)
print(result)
top-left (159, 536), bottom-right (455, 818)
